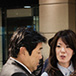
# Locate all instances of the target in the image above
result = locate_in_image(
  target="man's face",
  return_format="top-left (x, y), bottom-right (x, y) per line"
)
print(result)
top-left (24, 42), bottom-right (43, 72)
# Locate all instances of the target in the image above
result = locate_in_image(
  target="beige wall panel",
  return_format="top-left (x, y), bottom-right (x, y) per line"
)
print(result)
top-left (0, 62), bottom-right (2, 71)
top-left (0, 10), bottom-right (2, 71)
top-left (39, 0), bottom-right (68, 4)
top-left (39, 4), bottom-right (69, 32)
top-left (0, 36), bottom-right (2, 71)
top-left (0, 8), bottom-right (2, 35)
top-left (0, 36), bottom-right (2, 60)
top-left (41, 33), bottom-right (55, 61)
top-left (7, 8), bottom-right (32, 18)
top-left (0, 8), bottom-right (2, 71)
top-left (69, 4), bottom-right (75, 32)
top-left (0, 8), bottom-right (2, 26)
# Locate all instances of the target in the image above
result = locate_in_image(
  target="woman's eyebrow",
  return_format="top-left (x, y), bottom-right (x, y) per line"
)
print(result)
top-left (57, 43), bottom-right (62, 45)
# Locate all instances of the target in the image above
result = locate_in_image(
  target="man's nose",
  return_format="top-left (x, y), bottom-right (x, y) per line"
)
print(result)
top-left (39, 54), bottom-right (42, 59)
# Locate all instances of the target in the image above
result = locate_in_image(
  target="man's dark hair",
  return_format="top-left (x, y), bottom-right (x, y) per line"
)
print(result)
top-left (9, 27), bottom-right (46, 58)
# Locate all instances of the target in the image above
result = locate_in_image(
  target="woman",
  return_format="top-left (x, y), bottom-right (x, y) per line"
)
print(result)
top-left (41, 30), bottom-right (76, 76)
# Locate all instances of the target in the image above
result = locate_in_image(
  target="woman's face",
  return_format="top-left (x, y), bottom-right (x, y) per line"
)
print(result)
top-left (56, 38), bottom-right (74, 67)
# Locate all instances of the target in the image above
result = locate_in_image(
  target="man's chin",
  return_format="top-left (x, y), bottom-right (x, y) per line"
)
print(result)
top-left (34, 67), bottom-right (37, 71)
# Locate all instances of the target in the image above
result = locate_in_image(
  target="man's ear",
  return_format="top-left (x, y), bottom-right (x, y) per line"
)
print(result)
top-left (20, 47), bottom-right (26, 55)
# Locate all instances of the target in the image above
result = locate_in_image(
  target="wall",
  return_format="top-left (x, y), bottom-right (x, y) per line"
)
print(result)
top-left (0, 8), bottom-right (2, 71)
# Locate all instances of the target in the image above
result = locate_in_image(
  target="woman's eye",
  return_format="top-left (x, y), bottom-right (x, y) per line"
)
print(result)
top-left (56, 45), bottom-right (60, 48)
top-left (66, 45), bottom-right (70, 48)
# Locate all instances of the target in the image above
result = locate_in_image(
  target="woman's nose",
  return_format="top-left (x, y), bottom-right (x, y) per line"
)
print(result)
top-left (61, 47), bottom-right (66, 53)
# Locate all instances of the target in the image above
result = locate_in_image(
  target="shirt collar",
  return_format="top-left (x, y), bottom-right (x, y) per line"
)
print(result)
top-left (10, 57), bottom-right (32, 74)
top-left (57, 62), bottom-right (74, 76)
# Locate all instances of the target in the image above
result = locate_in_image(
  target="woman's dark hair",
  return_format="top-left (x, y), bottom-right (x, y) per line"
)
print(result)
top-left (9, 27), bottom-right (46, 58)
top-left (48, 37), bottom-right (54, 47)
top-left (46, 29), bottom-right (76, 76)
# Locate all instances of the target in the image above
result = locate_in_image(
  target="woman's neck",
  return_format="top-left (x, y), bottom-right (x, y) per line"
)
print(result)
top-left (58, 61), bottom-right (71, 68)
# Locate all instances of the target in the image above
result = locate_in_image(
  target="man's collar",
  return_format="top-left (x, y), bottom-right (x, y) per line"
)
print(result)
top-left (10, 57), bottom-right (32, 74)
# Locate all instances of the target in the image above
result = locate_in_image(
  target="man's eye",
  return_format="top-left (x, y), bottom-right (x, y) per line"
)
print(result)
top-left (38, 52), bottom-right (41, 54)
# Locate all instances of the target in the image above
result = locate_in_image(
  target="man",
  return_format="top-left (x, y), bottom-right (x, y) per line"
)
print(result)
top-left (32, 55), bottom-right (43, 76)
top-left (0, 27), bottom-right (46, 76)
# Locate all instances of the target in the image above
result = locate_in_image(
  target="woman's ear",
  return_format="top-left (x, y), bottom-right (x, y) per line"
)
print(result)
top-left (20, 47), bottom-right (26, 55)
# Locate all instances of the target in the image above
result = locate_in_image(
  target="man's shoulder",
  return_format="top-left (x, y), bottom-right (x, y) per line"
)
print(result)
top-left (2, 58), bottom-right (24, 71)
top-left (12, 72), bottom-right (27, 76)
top-left (0, 58), bottom-right (25, 76)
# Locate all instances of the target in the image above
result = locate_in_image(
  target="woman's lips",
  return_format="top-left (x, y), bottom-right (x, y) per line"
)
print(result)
top-left (60, 55), bottom-right (66, 59)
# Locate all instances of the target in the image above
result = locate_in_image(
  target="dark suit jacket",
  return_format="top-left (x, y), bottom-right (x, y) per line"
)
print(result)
top-left (42, 58), bottom-right (48, 73)
top-left (0, 58), bottom-right (35, 76)
top-left (12, 72), bottom-right (26, 76)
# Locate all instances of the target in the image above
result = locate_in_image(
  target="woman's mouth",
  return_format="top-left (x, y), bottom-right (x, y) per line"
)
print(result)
top-left (60, 55), bottom-right (66, 59)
